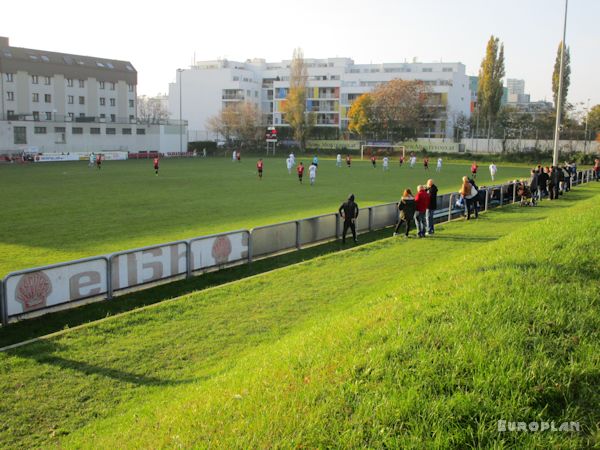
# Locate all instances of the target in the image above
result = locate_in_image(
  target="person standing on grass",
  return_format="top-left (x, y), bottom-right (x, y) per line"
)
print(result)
top-left (371, 155), bottom-right (377, 168)
top-left (436, 157), bottom-right (442, 172)
top-left (339, 194), bottom-right (359, 244)
top-left (312, 154), bottom-right (319, 168)
top-left (548, 166), bottom-right (559, 200)
top-left (425, 179), bottom-right (438, 235)
top-left (399, 155), bottom-right (405, 167)
top-left (89, 152), bottom-right (95, 168)
top-left (286, 157), bottom-right (292, 174)
top-left (538, 167), bottom-right (549, 198)
top-left (153, 156), bottom-right (159, 176)
top-left (232, 150), bottom-right (237, 162)
top-left (383, 156), bottom-right (389, 171)
top-left (393, 189), bottom-right (416, 237)
top-left (414, 185), bottom-right (430, 238)
top-left (257, 158), bottom-right (264, 180)
top-left (346, 154), bottom-right (352, 167)
top-left (471, 161), bottom-right (479, 179)
top-left (96, 154), bottom-right (102, 170)
top-left (237, 151), bottom-right (241, 162)
top-left (336, 153), bottom-right (342, 168)
top-left (489, 162), bottom-right (497, 181)
top-left (423, 156), bottom-right (430, 171)
top-left (297, 162), bottom-right (305, 183)
top-left (410, 154), bottom-right (417, 168)
top-left (460, 176), bottom-right (479, 220)
top-left (309, 163), bottom-right (317, 186)
top-left (529, 169), bottom-right (539, 202)
top-left (593, 158), bottom-right (600, 181)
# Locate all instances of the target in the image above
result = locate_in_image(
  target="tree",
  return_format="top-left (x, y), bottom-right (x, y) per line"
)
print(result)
top-left (137, 95), bottom-right (169, 124)
top-left (588, 104), bottom-right (600, 137)
top-left (207, 102), bottom-right (264, 147)
top-left (552, 41), bottom-right (571, 119)
top-left (281, 48), bottom-right (314, 151)
top-left (347, 93), bottom-right (374, 138)
top-left (477, 36), bottom-right (505, 134)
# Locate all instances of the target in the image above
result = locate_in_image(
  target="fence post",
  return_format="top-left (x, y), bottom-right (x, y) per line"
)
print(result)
top-left (335, 214), bottom-right (340, 239)
top-left (368, 207), bottom-right (374, 231)
top-left (295, 221), bottom-right (301, 250)
top-left (485, 189), bottom-right (489, 211)
top-left (0, 280), bottom-right (6, 326)
top-left (500, 184), bottom-right (504, 206)
top-left (448, 194), bottom-right (453, 222)
top-left (106, 256), bottom-right (113, 300)
top-left (248, 230), bottom-right (253, 263)
top-left (186, 241), bottom-right (192, 278)
top-left (512, 183), bottom-right (517, 203)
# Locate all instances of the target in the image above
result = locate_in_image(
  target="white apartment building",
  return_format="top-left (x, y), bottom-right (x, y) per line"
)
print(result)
top-left (169, 57), bottom-right (471, 140)
top-left (506, 78), bottom-right (530, 104)
top-left (0, 37), bottom-right (185, 154)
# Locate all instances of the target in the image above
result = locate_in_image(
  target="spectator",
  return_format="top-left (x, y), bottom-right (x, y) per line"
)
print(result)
top-left (538, 167), bottom-right (549, 198)
top-left (339, 194), bottom-right (359, 244)
top-left (548, 166), bottom-right (559, 200)
top-left (425, 179), bottom-right (438, 235)
top-left (460, 176), bottom-right (479, 220)
top-left (594, 158), bottom-right (599, 182)
top-left (414, 185), bottom-right (430, 237)
top-left (557, 164), bottom-right (565, 194)
top-left (529, 169), bottom-right (540, 202)
top-left (393, 189), bottom-right (416, 237)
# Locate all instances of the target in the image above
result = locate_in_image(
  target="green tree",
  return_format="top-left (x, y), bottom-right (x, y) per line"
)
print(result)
top-left (588, 104), bottom-right (600, 137)
top-left (477, 35), bottom-right (505, 135)
top-left (281, 48), bottom-right (314, 151)
top-left (552, 41), bottom-right (571, 119)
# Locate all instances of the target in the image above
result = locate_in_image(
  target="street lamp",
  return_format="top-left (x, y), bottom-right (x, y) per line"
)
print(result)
top-left (177, 68), bottom-right (184, 153)
top-left (584, 98), bottom-right (590, 153)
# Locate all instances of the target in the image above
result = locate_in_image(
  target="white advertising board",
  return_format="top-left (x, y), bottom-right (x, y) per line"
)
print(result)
top-left (190, 232), bottom-right (249, 271)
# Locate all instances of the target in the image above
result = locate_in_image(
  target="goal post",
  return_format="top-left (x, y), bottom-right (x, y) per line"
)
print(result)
top-left (360, 144), bottom-right (406, 160)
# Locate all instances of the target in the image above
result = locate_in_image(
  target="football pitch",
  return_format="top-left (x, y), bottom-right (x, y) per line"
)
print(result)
top-left (0, 157), bottom-right (531, 276)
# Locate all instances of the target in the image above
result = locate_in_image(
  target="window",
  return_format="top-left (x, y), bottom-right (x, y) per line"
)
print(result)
top-left (136, 128), bottom-right (146, 135)
top-left (442, 67), bottom-right (453, 72)
top-left (110, 114), bottom-right (116, 122)
top-left (45, 112), bottom-right (52, 120)
top-left (45, 94), bottom-right (52, 103)
top-left (68, 112), bottom-right (74, 120)
top-left (32, 75), bottom-right (39, 84)
top-left (422, 68), bottom-right (433, 72)
top-left (90, 128), bottom-right (101, 135)
top-left (7, 91), bottom-right (14, 101)
top-left (32, 111), bottom-right (40, 120)
top-left (54, 127), bottom-right (66, 133)
top-left (129, 114), bottom-right (135, 122)
top-left (34, 126), bottom-right (47, 134)
top-left (5, 73), bottom-right (14, 82)
top-left (44, 76), bottom-right (51, 85)
top-left (32, 93), bottom-right (40, 102)
top-left (79, 113), bottom-right (85, 117)
top-left (79, 96), bottom-right (85, 105)
top-left (110, 82), bottom-right (115, 90)
top-left (106, 128), bottom-right (116, 135)
top-left (128, 99), bottom-right (134, 108)
top-left (99, 81), bottom-right (105, 89)
top-left (72, 127), bottom-right (83, 134)
top-left (122, 128), bottom-right (132, 135)
top-left (128, 84), bottom-right (134, 92)
top-left (41, 55), bottom-right (50, 62)
top-left (67, 78), bottom-right (74, 87)
top-left (100, 97), bottom-right (106, 106)
top-left (68, 95), bottom-right (74, 104)
top-left (107, 63), bottom-right (114, 69)
top-left (79, 79), bottom-right (85, 88)
top-left (100, 113), bottom-right (106, 119)
top-left (110, 98), bottom-right (116, 106)
top-left (7, 110), bottom-right (15, 119)
top-left (14, 126), bottom-right (27, 144)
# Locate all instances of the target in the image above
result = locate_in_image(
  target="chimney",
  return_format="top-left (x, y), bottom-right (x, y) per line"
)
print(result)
top-left (0, 37), bottom-right (9, 48)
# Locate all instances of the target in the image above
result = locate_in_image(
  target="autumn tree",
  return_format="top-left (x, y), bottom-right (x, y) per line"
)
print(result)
top-left (588, 104), bottom-right (600, 137)
top-left (477, 35), bottom-right (505, 135)
top-left (552, 41), bottom-right (571, 120)
top-left (347, 93), bottom-right (374, 138)
top-left (207, 102), bottom-right (264, 147)
top-left (281, 48), bottom-right (314, 151)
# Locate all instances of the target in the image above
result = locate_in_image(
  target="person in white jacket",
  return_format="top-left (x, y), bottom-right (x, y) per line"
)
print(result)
top-left (489, 162), bottom-right (497, 181)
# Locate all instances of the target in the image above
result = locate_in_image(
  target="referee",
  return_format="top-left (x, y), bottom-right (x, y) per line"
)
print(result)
top-left (339, 194), bottom-right (359, 244)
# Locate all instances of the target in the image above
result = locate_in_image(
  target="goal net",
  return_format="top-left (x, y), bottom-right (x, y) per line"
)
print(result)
top-left (360, 144), bottom-right (406, 160)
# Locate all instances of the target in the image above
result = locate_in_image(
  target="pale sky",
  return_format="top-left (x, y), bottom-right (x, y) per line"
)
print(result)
top-left (3, 0), bottom-right (598, 111)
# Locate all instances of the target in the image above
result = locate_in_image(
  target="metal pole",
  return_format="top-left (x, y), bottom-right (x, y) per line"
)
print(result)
top-left (552, 0), bottom-right (569, 166)
top-left (584, 98), bottom-right (590, 153)
top-left (178, 69), bottom-right (183, 154)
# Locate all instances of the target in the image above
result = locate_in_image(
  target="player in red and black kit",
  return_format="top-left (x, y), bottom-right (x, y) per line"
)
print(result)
top-left (399, 155), bottom-right (404, 167)
top-left (297, 162), bottom-right (304, 183)
top-left (96, 154), bottom-right (102, 169)
top-left (471, 161), bottom-right (478, 179)
top-left (257, 158), bottom-right (264, 180)
top-left (153, 157), bottom-right (159, 176)
top-left (371, 155), bottom-right (376, 168)
top-left (423, 157), bottom-right (429, 171)
top-left (346, 155), bottom-right (351, 167)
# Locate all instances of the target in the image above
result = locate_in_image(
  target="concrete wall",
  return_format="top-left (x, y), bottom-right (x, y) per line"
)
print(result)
top-left (462, 138), bottom-right (599, 154)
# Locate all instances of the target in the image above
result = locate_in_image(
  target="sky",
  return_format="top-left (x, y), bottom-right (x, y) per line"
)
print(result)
top-left (2, 0), bottom-right (598, 111)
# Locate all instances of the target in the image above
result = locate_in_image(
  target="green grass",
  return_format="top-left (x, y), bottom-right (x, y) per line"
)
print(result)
top-left (0, 183), bottom-right (598, 448)
top-left (0, 157), bottom-right (531, 277)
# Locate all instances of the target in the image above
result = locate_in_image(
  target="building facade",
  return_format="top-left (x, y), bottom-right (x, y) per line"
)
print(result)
top-left (506, 78), bottom-right (530, 104)
top-left (169, 58), bottom-right (472, 140)
top-left (0, 37), bottom-right (185, 154)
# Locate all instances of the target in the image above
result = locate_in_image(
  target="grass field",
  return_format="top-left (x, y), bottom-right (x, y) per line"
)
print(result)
top-left (0, 157), bottom-right (532, 277)
top-left (0, 183), bottom-right (598, 448)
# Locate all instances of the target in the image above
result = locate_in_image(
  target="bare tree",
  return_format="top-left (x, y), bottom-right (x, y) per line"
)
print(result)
top-left (137, 95), bottom-right (169, 124)
top-left (207, 102), bottom-right (265, 147)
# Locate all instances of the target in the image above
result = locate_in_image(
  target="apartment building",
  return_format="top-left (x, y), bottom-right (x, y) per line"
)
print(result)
top-left (169, 57), bottom-right (472, 140)
top-left (0, 37), bottom-right (184, 153)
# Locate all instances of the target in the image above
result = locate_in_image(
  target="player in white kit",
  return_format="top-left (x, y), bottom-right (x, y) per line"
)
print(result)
top-left (382, 156), bottom-right (389, 171)
top-left (336, 154), bottom-right (342, 167)
top-left (489, 162), bottom-right (497, 181)
top-left (286, 157), bottom-right (292, 174)
top-left (309, 163), bottom-right (317, 185)
top-left (436, 157), bottom-right (443, 172)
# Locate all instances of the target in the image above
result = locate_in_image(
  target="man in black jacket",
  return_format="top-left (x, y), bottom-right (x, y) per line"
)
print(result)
top-left (529, 169), bottom-right (539, 201)
top-left (339, 194), bottom-right (359, 244)
top-left (425, 179), bottom-right (438, 235)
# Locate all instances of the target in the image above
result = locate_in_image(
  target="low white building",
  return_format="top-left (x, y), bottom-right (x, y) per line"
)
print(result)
top-left (0, 36), bottom-right (186, 154)
top-left (169, 57), bottom-right (471, 140)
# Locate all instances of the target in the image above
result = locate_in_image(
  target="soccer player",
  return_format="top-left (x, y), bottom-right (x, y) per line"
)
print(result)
top-left (153, 156), bottom-right (159, 176)
top-left (410, 154), bottom-right (417, 168)
top-left (399, 155), bottom-right (404, 167)
top-left (257, 158), bottom-right (264, 180)
top-left (371, 155), bottom-right (376, 168)
top-left (338, 194), bottom-right (359, 244)
top-left (346, 154), bottom-right (352, 167)
top-left (89, 152), bottom-right (95, 168)
top-left (312, 154), bottom-right (319, 167)
top-left (423, 156), bottom-right (430, 171)
top-left (286, 157), bottom-right (292, 174)
top-left (237, 151), bottom-right (241, 162)
top-left (297, 161), bottom-right (305, 183)
top-left (96, 154), bottom-right (102, 169)
top-left (382, 156), bottom-right (389, 171)
top-left (436, 157), bottom-right (443, 172)
top-left (289, 152), bottom-right (295, 167)
top-left (232, 150), bottom-right (237, 162)
top-left (309, 163), bottom-right (317, 185)
top-left (489, 162), bottom-right (497, 181)
top-left (471, 161), bottom-right (479, 179)
top-left (336, 153), bottom-right (342, 168)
